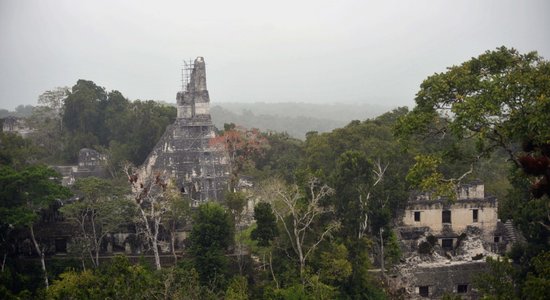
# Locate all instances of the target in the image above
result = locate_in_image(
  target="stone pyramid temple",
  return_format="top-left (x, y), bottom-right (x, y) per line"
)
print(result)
top-left (140, 57), bottom-right (228, 205)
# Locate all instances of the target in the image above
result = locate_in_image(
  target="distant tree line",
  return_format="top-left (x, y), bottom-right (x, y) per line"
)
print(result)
top-left (26, 80), bottom-right (176, 170)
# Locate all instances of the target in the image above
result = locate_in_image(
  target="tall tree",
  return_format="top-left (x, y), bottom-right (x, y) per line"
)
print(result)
top-left (162, 188), bottom-right (190, 264)
top-left (251, 202), bottom-right (278, 247)
top-left (210, 125), bottom-right (268, 190)
top-left (0, 165), bottom-right (71, 288)
top-left (60, 177), bottom-right (135, 268)
top-left (62, 80), bottom-right (106, 161)
top-left (189, 202), bottom-right (234, 289)
top-left (260, 177), bottom-right (338, 283)
top-left (124, 164), bottom-right (177, 270)
top-left (395, 46), bottom-right (550, 196)
top-left (0, 132), bottom-right (41, 169)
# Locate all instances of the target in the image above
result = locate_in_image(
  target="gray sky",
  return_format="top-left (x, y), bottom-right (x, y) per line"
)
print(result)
top-left (1, 0), bottom-right (549, 110)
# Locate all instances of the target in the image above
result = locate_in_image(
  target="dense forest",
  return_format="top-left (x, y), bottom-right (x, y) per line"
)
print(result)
top-left (1, 102), bottom-right (388, 140)
top-left (1, 47), bottom-right (549, 299)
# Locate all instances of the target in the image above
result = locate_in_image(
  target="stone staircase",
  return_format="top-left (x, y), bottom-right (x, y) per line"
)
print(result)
top-left (503, 220), bottom-right (525, 244)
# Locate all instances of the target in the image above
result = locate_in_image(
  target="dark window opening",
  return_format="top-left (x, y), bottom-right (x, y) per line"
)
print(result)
top-left (55, 238), bottom-right (67, 253)
top-left (457, 284), bottom-right (468, 293)
top-left (473, 209), bottom-right (479, 222)
top-left (442, 210), bottom-right (451, 223)
top-left (442, 238), bottom-right (453, 250)
top-left (414, 211), bottom-right (421, 222)
top-left (494, 236), bottom-right (500, 243)
top-left (419, 286), bottom-right (429, 297)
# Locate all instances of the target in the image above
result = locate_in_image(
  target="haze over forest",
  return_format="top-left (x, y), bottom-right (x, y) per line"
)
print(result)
top-left (1, 102), bottom-right (389, 139)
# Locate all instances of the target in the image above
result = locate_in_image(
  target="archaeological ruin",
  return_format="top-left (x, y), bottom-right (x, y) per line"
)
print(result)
top-left (138, 57), bottom-right (229, 205)
top-left (394, 181), bottom-right (523, 299)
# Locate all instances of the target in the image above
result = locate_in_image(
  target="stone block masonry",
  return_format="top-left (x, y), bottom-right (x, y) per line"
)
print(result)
top-left (140, 57), bottom-right (228, 205)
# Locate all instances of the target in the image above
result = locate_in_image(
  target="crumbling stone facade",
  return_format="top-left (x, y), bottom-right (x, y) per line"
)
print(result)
top-left (140, 57), bottom-right (228, 205)
top-left (402, 181), bottom-right (499, 248)
top-left (394, 182), bottom-right (510, 299)
top-left (53, 148), bottom-right (108, 186)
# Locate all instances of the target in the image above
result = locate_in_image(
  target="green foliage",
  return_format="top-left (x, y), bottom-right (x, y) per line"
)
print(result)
top-left (225, 191), bottom-right (247, 222)
top-left (332, 150), bottom-right (373, 239)
top-left (47, 79), bottom-right (176, 166)
top-left (317, 243), bottom-right (352, 286)
top-left (384, 230), bottom-right (402, 266)
top-left (522, 251), bottom-right (550, 299)
top-left (473, 257), bottom-right (518, 300)
top-left (157, 267), bottom-right (202, 300)
top-left (46, 255), bottom-right (209, 300)
top-left (26, 87), bottom-right (69, 163)
top-left (398, 47), bottom-right (550, 146)
top-left (0, 132), bottom-right (42, 170)
top-left (406, 155), bottom-right (456, 199)
top-left (47, 255), bottom-right (153, 300)
top-left (268, 284), bottom-right (312, 300)
top-left (303, 108), bottom-right (413, 231)
top-left (251, 202), bottom-right (278, 247)
top-left (307, 275), bottom-right (338, 300)
top-left (0, 165), bottom-right (71, 227)
top-left (396, 46), bottom-right (550, 194)
top-left (225, 276), bottom-right (249, 300)
top-left (250, 132), bottom-right (305, 182)
top-left (189, 202), bottom-right (234, 289)
top-left (345, 238), bottom-right (386, 299)
top-left (46, 269), bottom-right (101, 300)
top-left (60, 177), bottom-right (135, 267)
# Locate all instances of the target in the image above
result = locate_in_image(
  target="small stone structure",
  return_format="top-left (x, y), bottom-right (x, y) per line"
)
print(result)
top-left (402, 181), bottom-right (499, 247)
top-left (53, 148), bottom-right (108, 186)
top-left (139, 57), bottom-right (228, 205)
top-left (394, 182), bottom-right (512, 299)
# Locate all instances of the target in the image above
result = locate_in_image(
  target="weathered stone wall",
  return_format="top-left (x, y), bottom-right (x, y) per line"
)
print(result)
top-left (402, 200), bottom-right (498, 238)
top-left (457, 181), bottom-right (484, 200)
top-left (141, 57), bottom-right (228, 204)
top-left (401, 262), bottom-right (487, 299)
top-left (402, 183), bottom-right (498, 243)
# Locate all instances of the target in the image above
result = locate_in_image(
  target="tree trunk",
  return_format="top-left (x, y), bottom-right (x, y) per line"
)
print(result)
top-left (152, 219), bottom-right (162, 270)
top-left (29, 225), bottom-right (48, 288)
top-left (268, 251), bottom-right (279, 289)
top-left (139, 207), bottom-right (162, 270)
top-left (293, 219), bottom-right (306, 284)
top-left (1, 253), bottom-right (6, 272)
top-left (91, 215), bottom-right (100, 267)
top-left (171, 230), bottom-right (177, 264)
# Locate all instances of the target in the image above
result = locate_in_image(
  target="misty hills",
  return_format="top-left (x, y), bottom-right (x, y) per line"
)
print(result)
top-left (211, 102), bottom-right (392, 138)
top-left (1, 102), bottom-right (393, 139)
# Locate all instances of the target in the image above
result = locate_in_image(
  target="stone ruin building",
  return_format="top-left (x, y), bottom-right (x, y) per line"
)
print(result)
top-left (392, 181), bottom-right (523, 299)
top-left (53, 148), bottom-right (108, 186)
top-left (138, 57), bottom-right (228, 206)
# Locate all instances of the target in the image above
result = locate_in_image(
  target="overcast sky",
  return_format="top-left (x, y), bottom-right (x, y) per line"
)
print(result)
top-left (1, 0), bottom-right (549, 110)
